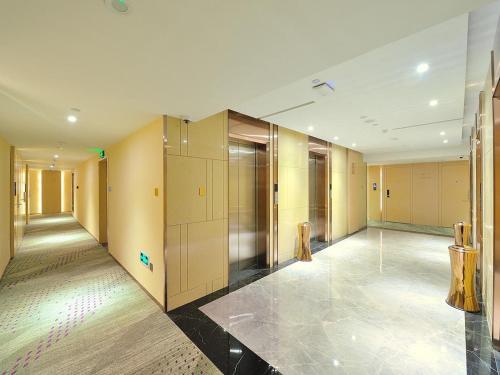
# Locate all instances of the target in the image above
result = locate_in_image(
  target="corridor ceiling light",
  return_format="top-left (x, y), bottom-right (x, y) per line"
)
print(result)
top-left (307, 125), bottom-right (314, 132)
top-left (440, 131), bottom-right (446, 136)
top-left (416, 63), bottom-right (429, 74)
top-left (54, 154), bottom-right (59, 159)
top-left (352, 142), bottom-right (357, 147)
top-left (67, 115), bottom-right (77, 123)
top-left (333, 136), bottom-right (339, 141)
top-left (429, 99), bottom-right (438, 107)
top-left (443, 139), bottom-right (449, 144)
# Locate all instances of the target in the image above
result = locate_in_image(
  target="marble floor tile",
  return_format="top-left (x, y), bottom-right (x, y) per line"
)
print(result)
top-left (201, 228), bottom-right (472, 375)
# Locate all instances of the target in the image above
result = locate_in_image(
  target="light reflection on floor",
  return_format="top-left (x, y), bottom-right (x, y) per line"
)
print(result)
top-left (201, 228), bottom-right (465, 375)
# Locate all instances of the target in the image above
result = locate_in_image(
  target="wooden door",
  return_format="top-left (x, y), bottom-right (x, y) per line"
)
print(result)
top-left (412, 163), bottom-right (439, 226)
top-left (41, 170), bottom-right (61, 214)
top-left (384, 165), bottom-right (411, 223)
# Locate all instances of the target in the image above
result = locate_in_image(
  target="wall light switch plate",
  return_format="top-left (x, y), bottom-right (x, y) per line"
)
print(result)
top-left (154, 187), bottom-right (159, 197)
top-left (108, 186), bottom-right (112, 192)
top-left (198, 186), bottom-right (206, 197)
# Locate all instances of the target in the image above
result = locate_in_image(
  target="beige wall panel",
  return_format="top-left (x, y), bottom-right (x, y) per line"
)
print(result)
top-left (440, 161), bottom-right (470, 227)
top-left (180, 224), bottom-right (188, 292)
top-left (168, 284), bottom-right (207, 311)
top-left (42, 170), bottom-right (61, 214)
top-left (331, 145), bottom-right (348, 240)
top-left (187, 220), bottom-right (224, 289)
top-left (212, 160), bottom-right (225, 220)
top-left (277, 127), bottom-right (308, 263)
top-left (165, 112), bottom-right (228, 310)
top-left (367, 166), bottom-right (381, 221)
top-left (187, 112), bottom-right (225, 160)
top-left (0, 136), bottom-right (10, 277)
top-left (384, 164), bottom-right (411, 224)
top-left (74, 155), bottom-right (100, 241)
top-left (207, 160), bottom-right (213, 220)
top-left (166, 155), bottom-right (207, 226)
top-left (180, 121), bottom-right (188, 156)
top-left (166, 225), bottom-right (181, 297)
top-left (348, 150), bottom-right (367, 233)
top-left (107, 118), bottom-right (165, 307)
top-left (61, 170), bottom-right (73, 213)
top-left (29, 169), bottom-right (42, 215)
top-left (167, 116), bottom-right (181, 156)
top-left (412, 163), bottom-right (439, 226)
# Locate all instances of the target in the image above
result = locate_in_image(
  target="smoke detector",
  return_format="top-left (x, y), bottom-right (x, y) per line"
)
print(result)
top-left (104, 0), bottom-right (129, 14)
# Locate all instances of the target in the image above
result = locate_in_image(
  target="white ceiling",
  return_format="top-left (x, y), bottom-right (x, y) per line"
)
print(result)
top-left (0, 0), bottom-right (493, 168)
top-left (234, 14), bottom-right (471, 158)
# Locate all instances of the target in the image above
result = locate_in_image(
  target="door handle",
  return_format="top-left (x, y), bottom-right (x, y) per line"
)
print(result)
top-left (386, 189), bottom-right (390, 198)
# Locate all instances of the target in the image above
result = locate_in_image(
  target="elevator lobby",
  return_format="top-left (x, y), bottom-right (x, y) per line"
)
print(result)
top-left (1, 1), bottom-right (500, 374)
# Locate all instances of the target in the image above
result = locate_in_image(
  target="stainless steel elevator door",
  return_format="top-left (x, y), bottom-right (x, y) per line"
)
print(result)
top-left (309, 153), bottom-right (326, 242)
top-left (229, 142), bottom-right (257, 278)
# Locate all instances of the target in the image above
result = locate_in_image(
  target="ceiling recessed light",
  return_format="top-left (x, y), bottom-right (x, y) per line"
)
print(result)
top-left (54, 154), bottom-right (59, 159)
top-left (333, 136), bottom-right (339, 141)
top-left (439, 131), bottom-right (446, 136)
top-left (417, 63), bottom-right (429, 74)
top-left (429, 99), bottom-right (438, 107)
top-left (307, 125), bottom-right (314, 132)
top-left (67, 115), bottom-right (77, 123)
top-left (352, 143), bottom-right (357, 147)
top-left (443, 139), bottom-right (449, 144)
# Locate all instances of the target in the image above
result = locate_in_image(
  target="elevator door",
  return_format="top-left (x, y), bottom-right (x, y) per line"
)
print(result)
top-left (229, 141), bottom-right (267, 283)
top-left (309, 153), bottom-right (326, 242)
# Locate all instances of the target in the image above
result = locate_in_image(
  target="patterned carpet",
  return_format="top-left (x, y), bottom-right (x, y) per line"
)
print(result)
top-left (0, 214), bottom-right (220, 375)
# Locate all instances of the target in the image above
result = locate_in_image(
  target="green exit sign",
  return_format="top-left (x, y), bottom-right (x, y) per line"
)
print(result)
top-left (99, 150), bottom-right (106, 159)
top-left (140, 251), bottom-right (149, 266)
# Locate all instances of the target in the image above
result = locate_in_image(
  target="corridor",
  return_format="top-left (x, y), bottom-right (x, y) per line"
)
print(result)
top-left (0, 215), bottom-right (219, 375)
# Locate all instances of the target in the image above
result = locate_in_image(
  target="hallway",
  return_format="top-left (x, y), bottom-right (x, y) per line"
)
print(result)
top-left (0, 214), bottom-right (220, 375)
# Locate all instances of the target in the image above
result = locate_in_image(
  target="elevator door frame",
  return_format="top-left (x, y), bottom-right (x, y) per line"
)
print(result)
top-left (228, 110), bottom-right (272, 283)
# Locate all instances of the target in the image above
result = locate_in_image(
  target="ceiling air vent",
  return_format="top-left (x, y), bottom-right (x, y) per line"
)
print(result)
top-left (312, 80), bottom-right (335, 96)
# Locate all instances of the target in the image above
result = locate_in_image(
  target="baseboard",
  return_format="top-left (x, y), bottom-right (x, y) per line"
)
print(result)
top-left (107, 251), bottom-right (165, 312)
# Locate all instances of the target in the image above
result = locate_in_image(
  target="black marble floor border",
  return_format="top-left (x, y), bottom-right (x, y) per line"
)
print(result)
top-left (464, 277), bottom-right (500, 375)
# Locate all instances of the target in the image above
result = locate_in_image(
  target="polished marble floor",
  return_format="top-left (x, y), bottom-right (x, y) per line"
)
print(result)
top-left (200, 228), bottom-right (481, 375)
